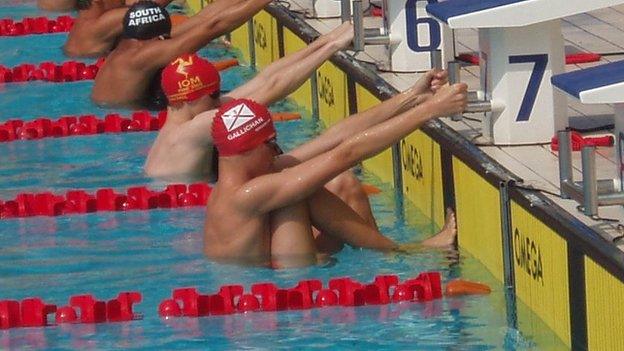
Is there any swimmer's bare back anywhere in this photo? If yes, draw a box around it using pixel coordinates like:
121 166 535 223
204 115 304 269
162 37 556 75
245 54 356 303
91 40 160 108
64 1 128 58
38 0 75 11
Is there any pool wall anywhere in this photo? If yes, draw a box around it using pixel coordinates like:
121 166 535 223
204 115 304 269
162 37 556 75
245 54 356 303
190 1 624 349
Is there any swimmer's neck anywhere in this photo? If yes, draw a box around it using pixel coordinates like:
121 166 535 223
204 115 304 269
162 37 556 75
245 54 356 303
217 157 275 186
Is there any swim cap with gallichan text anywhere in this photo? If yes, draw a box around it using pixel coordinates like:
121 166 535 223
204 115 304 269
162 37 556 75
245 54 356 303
212 99 276 156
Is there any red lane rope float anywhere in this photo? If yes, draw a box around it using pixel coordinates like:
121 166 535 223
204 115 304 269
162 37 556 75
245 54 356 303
0 16 74 37
0 57 239 85
158 272 442 318
0 111 300 145
0 110 166 142
0 59 104 84
456 52 603 65
0 291 142 329
0 183 212 219
0 109 301 143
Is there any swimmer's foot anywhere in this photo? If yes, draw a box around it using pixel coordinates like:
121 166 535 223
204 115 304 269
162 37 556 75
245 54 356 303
421 208 457 248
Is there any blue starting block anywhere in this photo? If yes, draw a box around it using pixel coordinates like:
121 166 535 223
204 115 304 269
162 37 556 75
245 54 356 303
427 0 624 145
552 60 624 216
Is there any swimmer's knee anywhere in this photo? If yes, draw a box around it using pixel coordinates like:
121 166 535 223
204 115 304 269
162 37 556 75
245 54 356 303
326 171 362 198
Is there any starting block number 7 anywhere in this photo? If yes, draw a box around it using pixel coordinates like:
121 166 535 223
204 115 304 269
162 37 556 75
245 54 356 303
509 54 549 122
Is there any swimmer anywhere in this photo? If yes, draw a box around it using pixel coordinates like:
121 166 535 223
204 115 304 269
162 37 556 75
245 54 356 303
204 82 467 268
145 22 356 180
64 0 173 58
147 23 380 248
38 0 76 11
92 0 272 109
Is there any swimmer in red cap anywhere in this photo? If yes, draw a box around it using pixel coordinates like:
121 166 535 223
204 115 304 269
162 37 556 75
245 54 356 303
38 0 76 11
147 23 383 250
145 22 355 180
64 0 173 58
92 0 272 109
204 81 468 268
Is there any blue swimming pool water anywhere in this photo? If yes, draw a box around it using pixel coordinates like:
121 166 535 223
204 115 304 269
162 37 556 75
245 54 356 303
0 48 247 120
0 1 52 20
0 3 568 350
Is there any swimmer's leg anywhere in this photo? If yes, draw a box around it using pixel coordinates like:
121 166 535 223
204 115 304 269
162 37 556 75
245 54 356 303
420 208 457 247
308 188 397 253
270 202 318 269
312 170 379 252
325 170 378 229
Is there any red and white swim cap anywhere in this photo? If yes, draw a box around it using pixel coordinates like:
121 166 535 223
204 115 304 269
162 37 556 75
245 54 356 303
212 99 276 156
161 53 220 104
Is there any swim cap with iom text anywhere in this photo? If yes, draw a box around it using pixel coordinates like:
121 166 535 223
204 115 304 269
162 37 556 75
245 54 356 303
212 99 276 156
123 0 171 40
161 54 221 104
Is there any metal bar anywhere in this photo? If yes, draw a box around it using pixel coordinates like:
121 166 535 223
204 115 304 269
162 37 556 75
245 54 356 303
341 0 351 22
364 28 382 37
352 0 364 51
499 180 517 330
558 130 573 199
597 192 624 206
585 179 618 195
430 50 442 70
447 61 463 121
364 35 390 46
581 146 598 216
465 101 492 113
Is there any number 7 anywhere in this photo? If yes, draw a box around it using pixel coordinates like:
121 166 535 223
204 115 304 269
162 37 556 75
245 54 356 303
508 54 548 122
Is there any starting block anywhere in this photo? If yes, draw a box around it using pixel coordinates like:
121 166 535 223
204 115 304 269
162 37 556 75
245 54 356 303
552 60 624 216
343 0 454 72
427 0 624 145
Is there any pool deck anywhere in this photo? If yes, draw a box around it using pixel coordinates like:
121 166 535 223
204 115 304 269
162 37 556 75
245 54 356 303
285 0 624 249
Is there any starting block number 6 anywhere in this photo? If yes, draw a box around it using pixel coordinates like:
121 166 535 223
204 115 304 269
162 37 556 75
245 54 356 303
405 0 441 52
509 54 548 122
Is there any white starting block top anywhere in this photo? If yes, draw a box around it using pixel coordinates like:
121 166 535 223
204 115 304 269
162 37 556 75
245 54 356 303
551 60 624 104
426 0 624 28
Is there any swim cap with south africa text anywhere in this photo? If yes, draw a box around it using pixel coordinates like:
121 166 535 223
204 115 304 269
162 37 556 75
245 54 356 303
123 1 171 40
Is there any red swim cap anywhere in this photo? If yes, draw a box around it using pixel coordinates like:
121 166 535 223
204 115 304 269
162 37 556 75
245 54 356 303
161 53 220 104
212 99 276 156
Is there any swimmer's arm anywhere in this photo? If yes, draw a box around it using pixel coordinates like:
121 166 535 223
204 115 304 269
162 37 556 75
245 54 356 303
89 7 134 41
287 70 447 162
138 0 272 68
286 87 424 162
171 0 270 37
308 188 397 250
235 98 452 214
227 23 352 105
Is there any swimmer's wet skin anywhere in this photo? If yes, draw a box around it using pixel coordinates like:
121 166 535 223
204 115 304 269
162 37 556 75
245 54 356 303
204 79 467 268
145 23 357 180
65 0 174 58
38 0 76 11
91 0 273 108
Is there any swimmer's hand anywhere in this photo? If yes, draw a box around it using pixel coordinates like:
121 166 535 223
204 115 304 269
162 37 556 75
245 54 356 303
408 69 449 99
220 37 232 48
